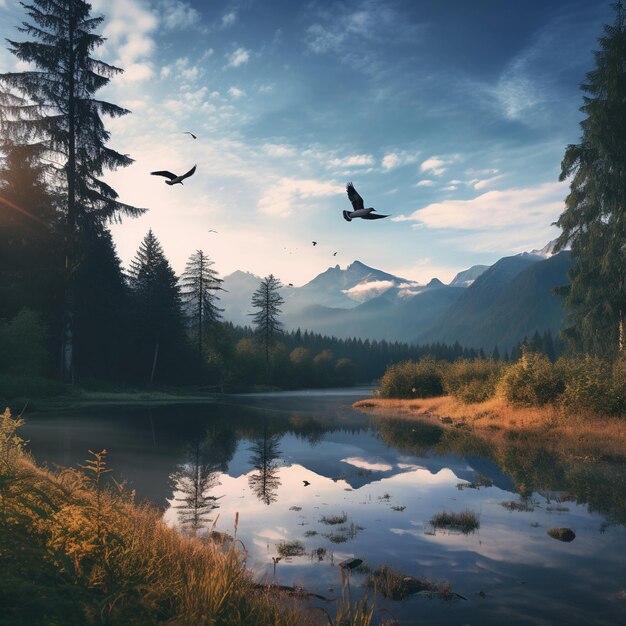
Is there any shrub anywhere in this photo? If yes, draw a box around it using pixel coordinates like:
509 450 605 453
377 358 444 399
498 351 563 406
442 359 504 403
558 356 615 416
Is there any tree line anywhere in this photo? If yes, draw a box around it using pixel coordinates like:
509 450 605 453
1 0 625 396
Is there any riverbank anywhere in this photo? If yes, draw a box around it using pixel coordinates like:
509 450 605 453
353 396 626 461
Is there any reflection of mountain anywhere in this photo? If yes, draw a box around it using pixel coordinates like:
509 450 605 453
247 424 282 505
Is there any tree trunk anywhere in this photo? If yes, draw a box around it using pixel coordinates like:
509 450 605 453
61 4 77 382
619 311 625 352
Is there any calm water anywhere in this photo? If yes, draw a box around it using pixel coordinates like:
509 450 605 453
22 390 626 625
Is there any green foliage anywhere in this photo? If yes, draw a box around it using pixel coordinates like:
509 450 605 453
558 356 619 416
498 351 564 406
0 309 47 376
442 358 504 403
377 358 444 399
553 4 626 356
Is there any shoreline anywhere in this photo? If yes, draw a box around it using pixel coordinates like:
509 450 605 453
353 395 626 461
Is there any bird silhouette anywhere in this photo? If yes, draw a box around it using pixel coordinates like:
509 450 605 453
343 182 389 221
151 165 196 185
333 251 338 256
312 241 317 246
303 480 311 487
208 229 218 233
183 131 197 139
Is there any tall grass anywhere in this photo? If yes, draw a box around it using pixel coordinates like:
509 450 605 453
0 409 316 625
442 359 504 403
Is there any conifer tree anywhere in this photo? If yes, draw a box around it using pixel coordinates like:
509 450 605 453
554 2 626 355
180 250 223 353
0 0 145 379
127 230 186 383
250 274 284 380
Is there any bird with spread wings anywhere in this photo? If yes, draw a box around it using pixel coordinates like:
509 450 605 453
343 182 389 221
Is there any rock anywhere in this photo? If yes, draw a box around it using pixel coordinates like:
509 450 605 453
547 527 576 542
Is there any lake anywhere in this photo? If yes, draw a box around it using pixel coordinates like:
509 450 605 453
21 389 626 625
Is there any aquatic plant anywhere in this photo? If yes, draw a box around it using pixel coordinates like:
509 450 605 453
276 540 306 558
430 509 480 534
320 512 348 525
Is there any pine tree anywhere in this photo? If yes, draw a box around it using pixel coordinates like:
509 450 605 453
180 250 223 353
0 0 145 379
250 274 284 381
127 230 186 384
554 2 626 355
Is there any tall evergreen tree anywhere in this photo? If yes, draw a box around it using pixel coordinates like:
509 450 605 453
250 274 284 380
0 0 145 380
180 250 223 353
127 230 186 384
554 2 626 355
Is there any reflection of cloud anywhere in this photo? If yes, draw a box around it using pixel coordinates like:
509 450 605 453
341 456 393 472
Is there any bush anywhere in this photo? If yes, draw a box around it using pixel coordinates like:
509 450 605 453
442 359 503 403
558 356 615 416
377 358 444 399
498 351 563 406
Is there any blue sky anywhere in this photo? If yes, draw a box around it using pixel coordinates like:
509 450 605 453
0 0 615 284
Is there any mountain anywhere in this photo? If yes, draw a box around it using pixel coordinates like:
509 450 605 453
220 270 262 326
415 252 571 350
449 265 489 288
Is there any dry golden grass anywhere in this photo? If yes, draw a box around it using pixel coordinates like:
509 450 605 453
354 395 626 460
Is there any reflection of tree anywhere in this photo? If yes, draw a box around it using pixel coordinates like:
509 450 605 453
172 426 237 534
248 425 282 505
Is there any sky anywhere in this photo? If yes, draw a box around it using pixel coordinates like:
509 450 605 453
0 0 616 285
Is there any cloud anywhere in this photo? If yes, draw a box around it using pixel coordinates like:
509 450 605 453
227 47 250 68
330 154 375 168
263 143 297 158
398 181 566 232
419 156 448 176
92 0 158 82
227 86 246 98
381 151 420 171
159 0 200 31
258 178 341 217
471 174 505 190
221 11 237 28
342 280 395 302
415 180 435 187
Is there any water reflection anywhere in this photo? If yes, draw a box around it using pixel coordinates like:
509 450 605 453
247 422 282 506
20 394 626 626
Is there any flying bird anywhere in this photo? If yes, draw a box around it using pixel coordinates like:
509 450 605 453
183 131 197 139
343 182 389 221
303 480 311 487
288 283 294 287
333 252 338 256
312 241 317 246
151 165 197 186
208 229 218 234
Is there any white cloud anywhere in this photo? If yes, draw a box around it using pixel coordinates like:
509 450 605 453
330 154 375 168
221 11 237 28
227 86 246 98
159 0 200 31
415 179 435 187
92 0 158 83
442 185 458 192
382 151 420 171
258 84 273 94
419 156 448 176
342 280 395 302
258 178 340 217
398 181 566 232
472 174 505 190
263 143 297 158
227 47 250 68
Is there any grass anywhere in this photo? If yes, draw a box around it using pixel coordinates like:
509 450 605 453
354 395 626 461
319 512 348 525
276 540 306 558
1 410 369 626
501 500 535 512
430 510 480 534
365 565 462 602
